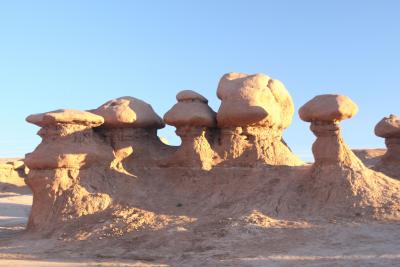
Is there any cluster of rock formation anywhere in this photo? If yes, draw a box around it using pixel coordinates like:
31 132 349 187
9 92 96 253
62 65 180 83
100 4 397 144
22 72 400 232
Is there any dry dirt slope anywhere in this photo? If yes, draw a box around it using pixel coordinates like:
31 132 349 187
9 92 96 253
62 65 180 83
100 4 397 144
0 164 400 266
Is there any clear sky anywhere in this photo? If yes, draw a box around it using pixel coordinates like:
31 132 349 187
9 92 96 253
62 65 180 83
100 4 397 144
0 1 399 160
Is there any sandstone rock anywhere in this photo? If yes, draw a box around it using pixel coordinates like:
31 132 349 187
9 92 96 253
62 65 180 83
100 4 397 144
374 114 400 138
24 109 113 230
176 89 208 103
217 73 294 128
215 72 302 166
164 90 216 128
25 109 111 169
299 94 358 122
299 94 362 167
92 96 165 129
0 158 27 192
288 94 400 218
26 109 104 128
373 114 400 179
92 97 172 172
163 90 216 169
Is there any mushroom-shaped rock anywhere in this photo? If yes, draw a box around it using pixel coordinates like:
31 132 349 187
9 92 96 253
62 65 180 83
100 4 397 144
373 114 400 179
299 94 363 168
163 90 216 170
299 94 358 122
375 114 400 138
92 96 164 129
164 90 216 128
24 109 113 230
26 109 104 128
217 73 294 128
25 109 112 169
92 97 170 171
215 73 302 167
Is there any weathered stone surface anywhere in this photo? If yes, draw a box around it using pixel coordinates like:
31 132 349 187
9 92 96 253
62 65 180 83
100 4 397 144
214 73 302 166
163 90 216 170
92 96 165 129
216 73 294 128
373 114 400 179
375 114 400 138
299 94 358 122
26 109 104 127
164 90 216 128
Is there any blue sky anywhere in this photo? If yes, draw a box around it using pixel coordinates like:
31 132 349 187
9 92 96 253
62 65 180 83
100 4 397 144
0 1 399 160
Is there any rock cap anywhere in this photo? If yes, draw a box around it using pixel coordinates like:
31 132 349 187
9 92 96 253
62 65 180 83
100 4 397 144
26 109 104 128
177 90 208 103
92 96 165 129
375 114 400 138
299 94 358 122
164 90 216 128
216 72 294 128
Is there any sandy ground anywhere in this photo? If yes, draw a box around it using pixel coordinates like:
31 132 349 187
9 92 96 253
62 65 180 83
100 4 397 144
0 190 400 266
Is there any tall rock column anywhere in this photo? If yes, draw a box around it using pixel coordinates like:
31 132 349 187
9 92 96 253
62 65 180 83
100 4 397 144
24 109 113 230
373 114 400 179
215 72 303 166
163 90 216 170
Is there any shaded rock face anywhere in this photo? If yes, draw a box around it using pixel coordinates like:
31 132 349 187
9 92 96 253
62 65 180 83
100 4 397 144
373 114 400 179
24 110 114 230
214 73 303 166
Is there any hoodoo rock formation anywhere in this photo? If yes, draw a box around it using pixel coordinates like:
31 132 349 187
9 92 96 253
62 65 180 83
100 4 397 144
163 90 216 170
20 74 400 239
215 73 303 166
24 109 114 230
373 114 400 179
293 95 400 218
299 94 362 168
92 96 171 171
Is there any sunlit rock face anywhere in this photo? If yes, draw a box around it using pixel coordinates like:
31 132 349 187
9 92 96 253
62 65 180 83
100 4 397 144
214 72 303 166
21 73 400 239
288 94 398 218
299 94 361 168
373 114 400 179
24 109 113 230
163 90 216 170
92 97 170 171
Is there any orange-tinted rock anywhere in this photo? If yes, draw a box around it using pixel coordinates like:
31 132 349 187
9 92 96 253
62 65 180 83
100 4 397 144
92 96 165 129
299 94 358 122
163 90 216 170
215 73 302 166
373 114 400 179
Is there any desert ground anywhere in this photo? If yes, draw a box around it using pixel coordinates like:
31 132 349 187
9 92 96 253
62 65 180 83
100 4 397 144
1 190 400 266
0 149 399 267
